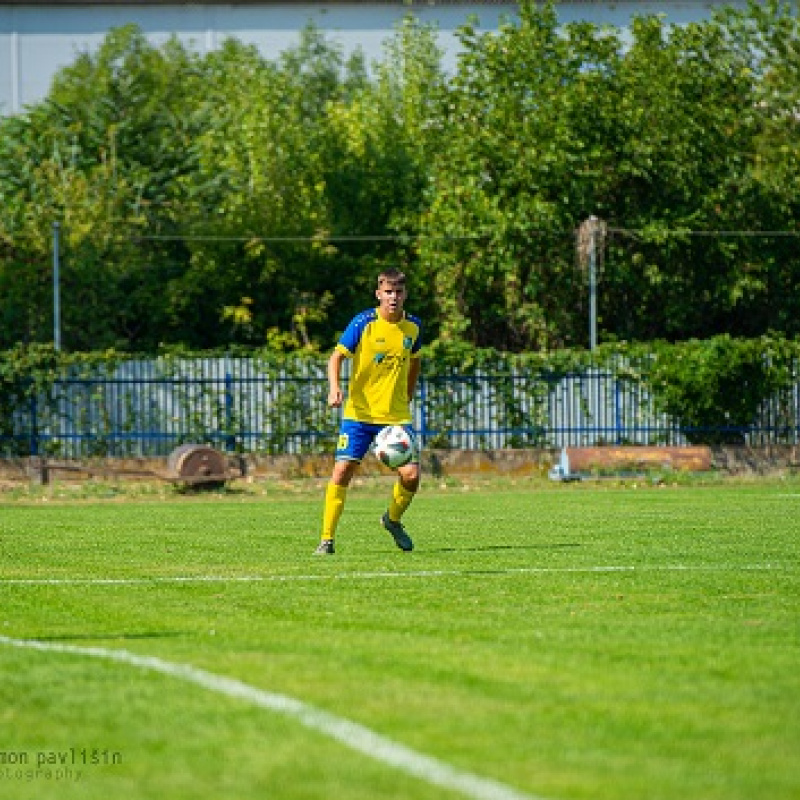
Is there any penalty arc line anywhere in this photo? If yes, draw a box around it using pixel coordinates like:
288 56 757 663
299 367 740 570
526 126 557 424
0 635 546 800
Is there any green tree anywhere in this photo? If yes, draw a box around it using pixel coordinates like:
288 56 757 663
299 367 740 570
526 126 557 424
413 0 800 350
598 7 786 341
171 30 370 349
415 2 620 349
319 16 447 337
2 4 799 354
721 0 800 336
0 26 205 350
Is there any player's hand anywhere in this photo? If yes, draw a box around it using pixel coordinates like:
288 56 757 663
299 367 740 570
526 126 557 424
328 388 343 408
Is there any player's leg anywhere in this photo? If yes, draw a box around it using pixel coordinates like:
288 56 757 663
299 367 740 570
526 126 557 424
389 461 420 520
314 421 378 555
381 426 420 552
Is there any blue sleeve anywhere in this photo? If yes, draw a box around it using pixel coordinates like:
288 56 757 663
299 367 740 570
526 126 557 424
409 314 423 355
338 309 375 355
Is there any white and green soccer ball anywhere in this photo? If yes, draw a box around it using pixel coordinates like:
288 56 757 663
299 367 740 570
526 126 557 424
374 425 414 469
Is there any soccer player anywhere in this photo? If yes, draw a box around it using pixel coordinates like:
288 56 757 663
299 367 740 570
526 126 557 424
314 268 422 555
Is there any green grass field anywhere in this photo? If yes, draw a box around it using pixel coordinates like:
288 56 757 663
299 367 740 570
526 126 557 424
1 477 798 800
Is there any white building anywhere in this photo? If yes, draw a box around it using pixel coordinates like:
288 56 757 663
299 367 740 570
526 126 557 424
1 1 748 115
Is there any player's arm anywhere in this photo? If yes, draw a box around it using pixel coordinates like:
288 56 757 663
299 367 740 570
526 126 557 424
407 356 422 400
327 348 347 408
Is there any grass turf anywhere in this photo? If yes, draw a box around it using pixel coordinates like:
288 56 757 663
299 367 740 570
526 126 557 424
0 478 798 799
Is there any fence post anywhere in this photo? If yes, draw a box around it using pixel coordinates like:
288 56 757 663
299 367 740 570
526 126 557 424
614 377 623 444
589 217 597 352
28 390 39 457
418 374 427 446
224 372 235 452
53 221 61 351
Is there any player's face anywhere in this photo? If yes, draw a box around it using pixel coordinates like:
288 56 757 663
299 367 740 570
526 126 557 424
376 281 407 321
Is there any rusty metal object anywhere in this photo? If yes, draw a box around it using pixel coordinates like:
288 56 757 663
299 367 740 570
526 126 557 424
565 445 712 473
549 445 714 482
167 444 229 488
25 446 241 488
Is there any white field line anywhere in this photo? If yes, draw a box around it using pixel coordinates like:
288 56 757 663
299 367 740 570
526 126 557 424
0 563 786 587
0 635 546 800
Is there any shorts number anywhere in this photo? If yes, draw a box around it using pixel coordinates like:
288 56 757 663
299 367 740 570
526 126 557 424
337 434 349 450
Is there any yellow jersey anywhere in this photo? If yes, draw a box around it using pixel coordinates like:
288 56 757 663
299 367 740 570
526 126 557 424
336 308 422 424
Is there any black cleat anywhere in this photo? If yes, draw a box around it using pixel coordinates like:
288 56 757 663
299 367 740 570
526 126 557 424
381 513 413 552
313 539 335 555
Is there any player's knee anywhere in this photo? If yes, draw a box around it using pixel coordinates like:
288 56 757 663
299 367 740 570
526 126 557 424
399 464 420 492
332 459 359 486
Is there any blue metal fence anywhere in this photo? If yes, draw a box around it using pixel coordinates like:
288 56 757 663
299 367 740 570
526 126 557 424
4 357 800 457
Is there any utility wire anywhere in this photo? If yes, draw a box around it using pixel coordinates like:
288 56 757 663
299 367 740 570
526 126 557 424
132 233 492 243
607 227 800 238
135 228 800 242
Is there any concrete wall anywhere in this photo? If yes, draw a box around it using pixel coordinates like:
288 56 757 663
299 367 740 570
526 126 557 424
1 1 748 115
1 445 798 488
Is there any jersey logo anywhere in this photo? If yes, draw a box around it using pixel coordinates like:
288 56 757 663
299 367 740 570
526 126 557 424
374 353 406 369
403 336 413 350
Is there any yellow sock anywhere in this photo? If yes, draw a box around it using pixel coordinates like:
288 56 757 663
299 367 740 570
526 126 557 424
322 483 348 540
388 481 415 523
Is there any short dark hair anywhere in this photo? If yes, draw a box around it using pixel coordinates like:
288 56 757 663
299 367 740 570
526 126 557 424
377 268 406 287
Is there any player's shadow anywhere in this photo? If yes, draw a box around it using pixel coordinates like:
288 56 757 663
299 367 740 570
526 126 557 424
28 631 188 642
424 542 581 554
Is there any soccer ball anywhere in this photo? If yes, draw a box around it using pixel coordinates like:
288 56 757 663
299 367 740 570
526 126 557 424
374 425 414 469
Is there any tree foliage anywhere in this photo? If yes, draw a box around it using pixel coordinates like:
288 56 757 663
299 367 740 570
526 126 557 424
416 0 800 350
1 1 799 353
